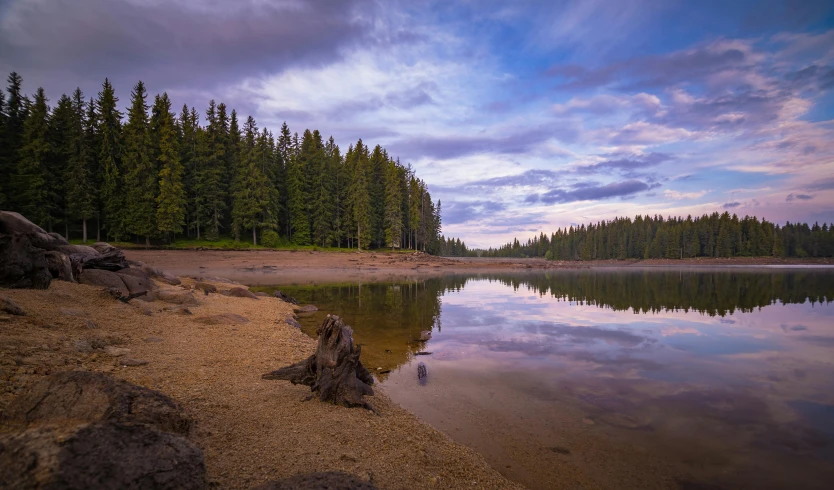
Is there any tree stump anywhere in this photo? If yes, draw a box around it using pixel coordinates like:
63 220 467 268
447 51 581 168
262 315 375 410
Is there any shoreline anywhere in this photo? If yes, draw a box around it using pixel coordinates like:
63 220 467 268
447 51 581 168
0 276 519 489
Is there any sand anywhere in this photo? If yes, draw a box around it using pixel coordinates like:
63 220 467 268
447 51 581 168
0 278 521 489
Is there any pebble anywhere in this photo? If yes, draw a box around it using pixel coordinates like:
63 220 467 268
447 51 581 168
104 346 131 357
120 358 149 367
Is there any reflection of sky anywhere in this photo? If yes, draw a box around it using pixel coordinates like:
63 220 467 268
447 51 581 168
419 278 834 444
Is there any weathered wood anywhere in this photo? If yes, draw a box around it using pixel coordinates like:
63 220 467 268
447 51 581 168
262 315 375 410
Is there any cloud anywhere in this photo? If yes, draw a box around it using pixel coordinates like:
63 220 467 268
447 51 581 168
0 0 380 97
578 152 673 174
664 189 708 200
806 177 834 191
528 180 654 204
786 193 815 202
723 202 742 208
442 200 508 225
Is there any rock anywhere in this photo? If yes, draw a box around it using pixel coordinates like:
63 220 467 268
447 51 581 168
0 210 49 235
255 472 376 490
79 269 129 297
294 304 318 313
44 250 75 281
419 330 432 341
254 291 270 297
73 339 93 353
117 268 156 301
194 313 250 325
121 358 149 367
0 234 52 289
157 290 200 306
194 282 217 294
5 371 192 435
285 317 302 329
104 346 131 357
90 242 119 254
59 308 87 317
0 422 207 490
1 295 25 316
273 290 299 305
140 265 181 285
227 287 258 299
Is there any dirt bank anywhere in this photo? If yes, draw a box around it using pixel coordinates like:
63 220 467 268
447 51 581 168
0 278 519 489
122 250 833 285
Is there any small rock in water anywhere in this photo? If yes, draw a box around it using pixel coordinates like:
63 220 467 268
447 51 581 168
417 362 427 380
294 304 318 313
285 317 302 329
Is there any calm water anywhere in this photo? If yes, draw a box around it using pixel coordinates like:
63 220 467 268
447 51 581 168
251 269 834 489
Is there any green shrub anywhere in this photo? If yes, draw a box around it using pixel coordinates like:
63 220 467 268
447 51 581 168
544 250 553 260
261 229 281 248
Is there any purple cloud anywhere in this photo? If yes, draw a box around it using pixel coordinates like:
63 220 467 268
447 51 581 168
786 193 814 202
529 180 653 204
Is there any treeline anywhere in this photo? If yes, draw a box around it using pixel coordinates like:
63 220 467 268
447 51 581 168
0 73 445 252
480 213 834 259
438 235 475 257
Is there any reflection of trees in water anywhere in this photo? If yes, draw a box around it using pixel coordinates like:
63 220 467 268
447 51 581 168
433 271 834 317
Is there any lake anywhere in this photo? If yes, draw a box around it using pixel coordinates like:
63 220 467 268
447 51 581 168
248 268 834 489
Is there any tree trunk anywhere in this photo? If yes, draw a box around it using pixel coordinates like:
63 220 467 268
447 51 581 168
262 315 374 410
145 236 150 247
96 215 101 242
82 218 87 244
252 227 257 246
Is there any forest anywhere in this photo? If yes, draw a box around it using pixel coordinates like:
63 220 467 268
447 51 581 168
475 213 834 259
0 73 446 253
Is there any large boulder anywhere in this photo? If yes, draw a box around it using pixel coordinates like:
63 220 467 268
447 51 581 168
79 269 129 297
0 422 207 490
0 234 52 289
116 268 156 301
5 371 192 436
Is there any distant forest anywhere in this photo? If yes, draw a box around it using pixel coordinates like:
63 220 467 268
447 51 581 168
0 73 447 252
445 213 834 259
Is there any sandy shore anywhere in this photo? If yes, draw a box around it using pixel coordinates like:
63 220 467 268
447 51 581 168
0 278 519 489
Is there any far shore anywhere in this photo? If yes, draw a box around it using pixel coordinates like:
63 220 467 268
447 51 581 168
123 249 834 285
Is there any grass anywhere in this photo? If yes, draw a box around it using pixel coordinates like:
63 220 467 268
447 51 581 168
68 236 420 253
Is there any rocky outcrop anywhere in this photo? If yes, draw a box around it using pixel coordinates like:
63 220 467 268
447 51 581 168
0 211 129 289
0 371 206 489
5 371 192 436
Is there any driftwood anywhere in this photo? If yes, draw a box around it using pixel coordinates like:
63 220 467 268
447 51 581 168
262 315 375 410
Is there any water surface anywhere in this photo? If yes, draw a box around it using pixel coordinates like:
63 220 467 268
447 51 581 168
250 269 834 489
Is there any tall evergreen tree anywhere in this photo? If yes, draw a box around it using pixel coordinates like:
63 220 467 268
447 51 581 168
2 72 27 210
96 78 124 240
200 100 227 239
153 93 186 239
64 89 95 242
384 158 403 249
231 116 270 244
287 130 311 244
15 87 50 227
348 139 371 250
122 81 157 245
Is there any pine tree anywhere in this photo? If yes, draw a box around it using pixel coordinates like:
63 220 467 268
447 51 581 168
15 87 50 227
153 93 186 239
0 89 6 208
49 93 74 236
200 100 227 240
64 89 95 243
276 122 292 237
179 104 200 239
226 109 241 239
96 78 124 240
122 81 157 244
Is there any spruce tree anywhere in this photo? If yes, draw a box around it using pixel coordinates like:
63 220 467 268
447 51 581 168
201 100 227 239
122 81 157 245
64 89 95 242
96 78 124 240
277 122 293 236
384 158 403 249
2 72 27 210
154 93 186 240
0 90 6 208
287 130 311 244
348 139 371 250
15 87 50 227
231 116 270 244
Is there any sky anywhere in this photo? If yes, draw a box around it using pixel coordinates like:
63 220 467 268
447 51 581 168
1 0 833 248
